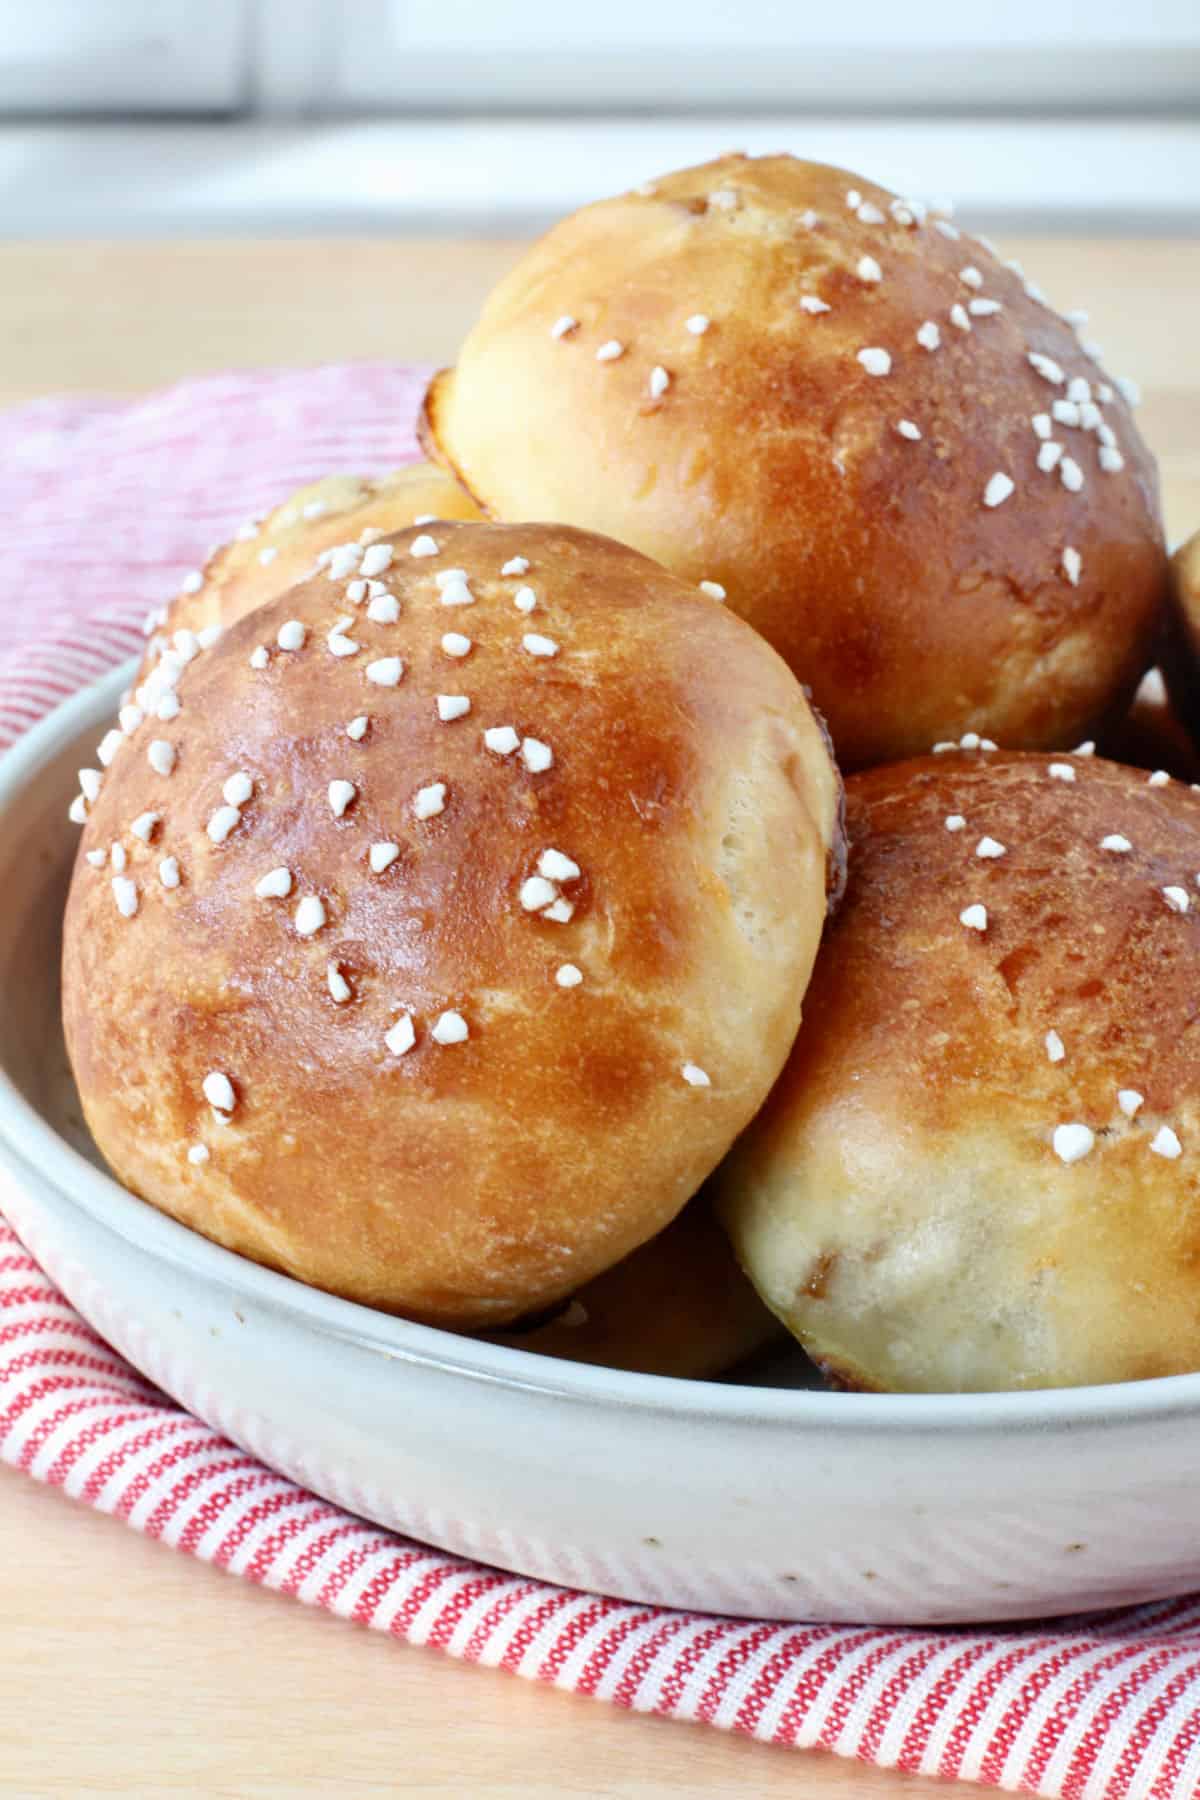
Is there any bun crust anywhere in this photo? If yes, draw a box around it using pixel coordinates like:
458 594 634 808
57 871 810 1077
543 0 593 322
137 465 481 687
424 153 1167 770
65 521 841 1329
716 749 1200 1392
484 1200 783 1376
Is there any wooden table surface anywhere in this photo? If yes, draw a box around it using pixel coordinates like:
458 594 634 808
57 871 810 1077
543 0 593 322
1 234 1197 1799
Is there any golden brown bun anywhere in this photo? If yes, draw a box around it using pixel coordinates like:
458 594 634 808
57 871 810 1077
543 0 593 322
424 153 1167 771
1163 530 1200 745
715 748 1200 1392
1098 668 1200 785
65 521 842 1330
136 465 481 690
483 1199 783 1376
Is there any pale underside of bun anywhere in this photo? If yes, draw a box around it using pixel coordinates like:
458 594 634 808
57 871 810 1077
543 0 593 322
423 152 1167 772
64 521 841 1330
483 1198 784 1377
716 749 1200 1392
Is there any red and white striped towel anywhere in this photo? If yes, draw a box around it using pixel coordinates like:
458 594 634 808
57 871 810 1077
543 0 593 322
4 366 1200 1799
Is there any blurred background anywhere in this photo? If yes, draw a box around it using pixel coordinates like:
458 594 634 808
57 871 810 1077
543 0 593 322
0 0 1196 530
1 0 1198 236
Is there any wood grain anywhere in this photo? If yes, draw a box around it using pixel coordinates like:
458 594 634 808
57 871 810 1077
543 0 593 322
1 231 1197 1797
0 1466 952 1798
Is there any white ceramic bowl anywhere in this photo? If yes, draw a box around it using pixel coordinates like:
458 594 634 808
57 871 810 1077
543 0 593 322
4 667 1200 1625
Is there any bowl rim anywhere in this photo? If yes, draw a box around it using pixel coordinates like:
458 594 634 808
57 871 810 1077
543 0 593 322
7 666 1200 1437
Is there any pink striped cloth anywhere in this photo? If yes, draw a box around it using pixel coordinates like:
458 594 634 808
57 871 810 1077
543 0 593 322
4 365 1200 1799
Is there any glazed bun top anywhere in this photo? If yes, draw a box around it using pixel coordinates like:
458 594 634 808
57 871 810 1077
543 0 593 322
135 465 481 695
64 521 842 1329
424 152 1166 771
717 748 1200 1391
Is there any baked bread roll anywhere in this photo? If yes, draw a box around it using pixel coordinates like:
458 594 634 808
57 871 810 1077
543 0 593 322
1164 529 1200 746
64 522 842 1329
136 465 481 694
423 153 1167 770
484 1199 784 1376
715 748 1200 1392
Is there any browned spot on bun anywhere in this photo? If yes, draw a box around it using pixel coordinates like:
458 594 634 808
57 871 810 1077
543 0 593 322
800 1249 839 1301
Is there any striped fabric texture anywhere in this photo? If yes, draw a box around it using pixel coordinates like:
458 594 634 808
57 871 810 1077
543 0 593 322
3 368 1200 1798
